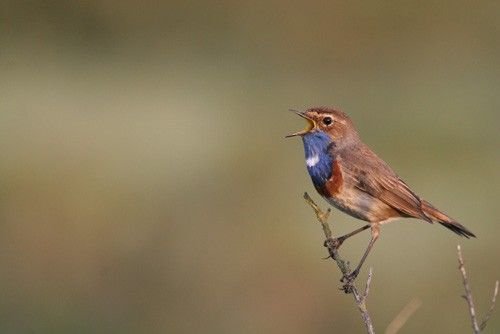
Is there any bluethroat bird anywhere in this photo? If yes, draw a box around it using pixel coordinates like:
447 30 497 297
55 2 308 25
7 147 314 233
287 107 475 281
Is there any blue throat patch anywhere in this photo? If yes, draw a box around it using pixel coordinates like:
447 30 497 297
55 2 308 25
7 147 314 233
302 131 334 189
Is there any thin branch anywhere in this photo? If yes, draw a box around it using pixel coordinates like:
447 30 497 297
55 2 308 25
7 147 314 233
479 280 499 331
457 245 499 333
304 192 375 334
363 267 373 303
457 245 481 333
385 298 422 334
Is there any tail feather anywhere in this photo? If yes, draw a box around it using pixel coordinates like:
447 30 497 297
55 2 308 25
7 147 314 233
421 200 476 238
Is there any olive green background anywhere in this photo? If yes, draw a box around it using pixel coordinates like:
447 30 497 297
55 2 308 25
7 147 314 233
1 1 499 333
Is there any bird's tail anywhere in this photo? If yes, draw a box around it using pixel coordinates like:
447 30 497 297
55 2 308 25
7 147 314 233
421 200 476 238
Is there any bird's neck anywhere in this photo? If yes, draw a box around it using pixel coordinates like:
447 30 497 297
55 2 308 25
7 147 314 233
302 132 334 188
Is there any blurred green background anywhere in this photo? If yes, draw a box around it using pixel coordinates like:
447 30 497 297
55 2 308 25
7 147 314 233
1 1 499 333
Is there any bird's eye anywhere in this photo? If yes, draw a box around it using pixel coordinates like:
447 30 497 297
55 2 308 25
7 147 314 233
322 116 333 126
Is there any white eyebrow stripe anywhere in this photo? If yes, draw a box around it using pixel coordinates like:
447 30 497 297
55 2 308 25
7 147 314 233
306 154 320 167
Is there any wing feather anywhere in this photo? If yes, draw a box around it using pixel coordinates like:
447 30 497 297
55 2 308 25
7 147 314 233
340 144 431 222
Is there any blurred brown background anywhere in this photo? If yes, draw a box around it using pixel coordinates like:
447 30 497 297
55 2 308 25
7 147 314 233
1 1 499 333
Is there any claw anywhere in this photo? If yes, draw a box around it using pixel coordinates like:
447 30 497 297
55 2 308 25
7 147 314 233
341 269 360 283
324 237 345 250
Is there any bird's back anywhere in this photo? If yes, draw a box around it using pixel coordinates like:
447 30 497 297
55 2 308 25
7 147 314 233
334 141 475 237
329 141 422 223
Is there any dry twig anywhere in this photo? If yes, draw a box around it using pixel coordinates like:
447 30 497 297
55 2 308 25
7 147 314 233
304 192 375 334
457 245 499 333
480 280 499 331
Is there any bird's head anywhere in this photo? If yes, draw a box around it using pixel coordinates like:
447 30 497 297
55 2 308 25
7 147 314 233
286 107 358 145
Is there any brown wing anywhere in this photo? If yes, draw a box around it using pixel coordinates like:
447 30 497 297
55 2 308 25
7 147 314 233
340 144 431 222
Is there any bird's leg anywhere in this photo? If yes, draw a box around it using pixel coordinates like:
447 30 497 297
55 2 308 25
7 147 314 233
342 224 380 283
324 224 370 250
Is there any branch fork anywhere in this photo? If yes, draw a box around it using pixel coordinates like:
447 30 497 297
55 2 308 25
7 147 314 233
457 245 499 333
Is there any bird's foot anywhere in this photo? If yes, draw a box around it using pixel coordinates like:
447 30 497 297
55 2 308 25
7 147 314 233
340 269 360 293
323 236 345 251
341 269 360 284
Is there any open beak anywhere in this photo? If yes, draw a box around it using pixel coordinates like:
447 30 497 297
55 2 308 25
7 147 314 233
285 109 316 138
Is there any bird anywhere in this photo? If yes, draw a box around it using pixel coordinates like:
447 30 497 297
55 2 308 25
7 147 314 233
287 107 475 281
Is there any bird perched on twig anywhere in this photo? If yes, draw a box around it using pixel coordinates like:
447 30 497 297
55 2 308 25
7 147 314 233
287 107 475 282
